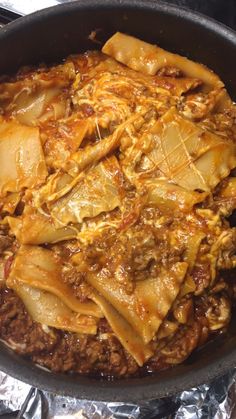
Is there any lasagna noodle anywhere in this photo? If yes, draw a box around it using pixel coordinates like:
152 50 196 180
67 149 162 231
0 119 47 196
139 108 236 192
12 82 65 126
145 179 208 212
49 156 123 225
102 32 224 90
89 57 202 97
14 282 98 334
0 62 76 126
91 291 153 366
1 192 21 215
87 262 188 344
183 231 206 270
7 209 78 244
7 245 103 318
43 118 92 170
72 58 202 133
64 112 146 176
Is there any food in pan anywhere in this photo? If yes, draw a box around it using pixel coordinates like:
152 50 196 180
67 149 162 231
0 32 236 377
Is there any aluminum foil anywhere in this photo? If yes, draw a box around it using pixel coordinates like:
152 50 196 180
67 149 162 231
0 368 236 418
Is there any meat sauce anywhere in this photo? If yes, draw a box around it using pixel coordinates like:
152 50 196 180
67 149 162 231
0 33 236 378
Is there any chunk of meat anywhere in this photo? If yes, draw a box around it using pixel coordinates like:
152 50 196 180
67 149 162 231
192 264 211 295
0 288 58 355
156 66 183 78
0 234 13 254
147 320 205 371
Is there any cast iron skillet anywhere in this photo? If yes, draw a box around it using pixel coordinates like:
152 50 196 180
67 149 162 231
0 0 236 402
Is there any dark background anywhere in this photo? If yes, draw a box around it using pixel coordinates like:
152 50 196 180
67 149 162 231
0 0 236 29
165 0 236 29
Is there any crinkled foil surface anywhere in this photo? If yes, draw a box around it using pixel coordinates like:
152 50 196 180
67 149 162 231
0 369 236 418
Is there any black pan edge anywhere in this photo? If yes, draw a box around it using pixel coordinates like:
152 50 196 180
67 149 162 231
2 0 236 43
0 338 235 402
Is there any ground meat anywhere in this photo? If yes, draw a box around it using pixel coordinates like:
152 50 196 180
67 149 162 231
80 103 95 117
216 229 236 270
0 288 58 355
0 287 138 377
201 107 236 142
0 228 13 254
156 66 183 78
0 285 232 378
33 331 138 377
146 320 204 372
195 293 231 332
192 263 211 295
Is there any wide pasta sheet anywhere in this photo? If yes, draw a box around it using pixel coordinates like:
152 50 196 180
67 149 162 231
91 291 153 366
87 262 188 344
14 282 98 334
102 32 224 90
49 156 123 225
133 108 236 192
7 245 102 318
0 119 47 196
7 208 78 244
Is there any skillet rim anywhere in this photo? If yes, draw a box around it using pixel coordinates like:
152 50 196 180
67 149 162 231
0 0 236 402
